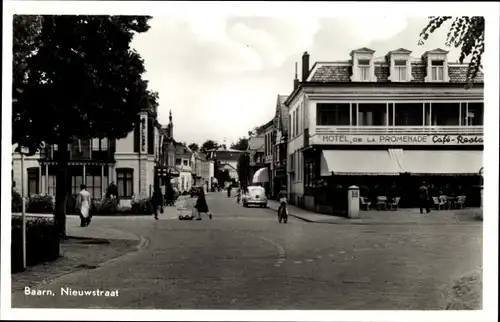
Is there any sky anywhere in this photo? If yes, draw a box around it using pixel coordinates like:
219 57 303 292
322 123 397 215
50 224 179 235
130 15 462 146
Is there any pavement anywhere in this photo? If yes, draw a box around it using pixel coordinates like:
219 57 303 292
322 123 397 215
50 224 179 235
10 192 482 310
267 199 483 225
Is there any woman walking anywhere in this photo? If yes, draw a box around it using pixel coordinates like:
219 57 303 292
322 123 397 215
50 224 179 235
194 187 211 220
78 184 92 227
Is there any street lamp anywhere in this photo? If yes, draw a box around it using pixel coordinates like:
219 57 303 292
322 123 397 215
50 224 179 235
19 145 29 270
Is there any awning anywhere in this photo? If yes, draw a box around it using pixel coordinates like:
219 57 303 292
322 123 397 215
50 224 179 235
399 150 483 175
320 150 403 176
252 167 269 183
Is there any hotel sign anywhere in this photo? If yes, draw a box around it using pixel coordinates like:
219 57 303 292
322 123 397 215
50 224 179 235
312 134 483 146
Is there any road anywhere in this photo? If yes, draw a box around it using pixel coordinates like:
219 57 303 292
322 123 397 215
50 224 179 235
12 192 482 309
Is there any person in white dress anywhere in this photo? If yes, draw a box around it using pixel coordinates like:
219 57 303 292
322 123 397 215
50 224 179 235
78 184 92 227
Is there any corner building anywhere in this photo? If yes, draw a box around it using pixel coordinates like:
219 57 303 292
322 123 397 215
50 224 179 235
286 48 483 213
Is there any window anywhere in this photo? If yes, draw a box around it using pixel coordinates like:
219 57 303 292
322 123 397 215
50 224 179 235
358 104 387 126
317 103 350 126
148 118 154 155
133 118 140 152
394 103 424 126
48 175 56 196
466 103 484 126
431 60 444 81
295 108 299 136
176 158 181 165
394 60 407 81
117 169 133 198
92 138 109 151
72 175 83 196
27 168 39 196
358 59 370 81
86 174 102 198
183 160 188 166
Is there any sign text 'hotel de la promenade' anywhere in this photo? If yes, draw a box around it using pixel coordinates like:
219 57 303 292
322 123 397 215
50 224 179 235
311 134 484 146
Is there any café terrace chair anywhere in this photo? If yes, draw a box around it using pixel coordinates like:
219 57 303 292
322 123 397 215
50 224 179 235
376 196 388 210
454 195 466 209
388 197 401 210
433 196 446 210
360 197 371 210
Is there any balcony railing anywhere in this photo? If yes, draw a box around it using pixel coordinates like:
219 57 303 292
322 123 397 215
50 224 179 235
316 125 483 135
40 145 115 162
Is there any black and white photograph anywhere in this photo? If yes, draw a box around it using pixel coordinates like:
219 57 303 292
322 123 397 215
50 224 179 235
2 1 499 321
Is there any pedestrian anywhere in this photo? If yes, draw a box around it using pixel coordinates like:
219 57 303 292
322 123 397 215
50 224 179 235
227 184 232 198
418 181 431 215
195 187 211 220
151 186 164 220
78 184 92 227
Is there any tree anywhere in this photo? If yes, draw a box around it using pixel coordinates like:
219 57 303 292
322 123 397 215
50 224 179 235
418 16 484 86
13 15 156 238
201 140 218 152
230 137 249 151
188 143 199 152
236 152 251 192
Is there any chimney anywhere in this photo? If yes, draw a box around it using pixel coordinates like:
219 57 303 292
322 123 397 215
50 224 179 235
302 51 310 81
293 62 299 90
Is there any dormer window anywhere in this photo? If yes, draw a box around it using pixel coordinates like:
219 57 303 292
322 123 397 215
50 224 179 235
431 60 445 81
394 60 407 81
350 47 377 82
387 48 413 83
358 59 371 81
423 48 449 83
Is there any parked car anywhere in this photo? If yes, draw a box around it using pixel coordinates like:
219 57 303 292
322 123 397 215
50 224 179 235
242 185 267 208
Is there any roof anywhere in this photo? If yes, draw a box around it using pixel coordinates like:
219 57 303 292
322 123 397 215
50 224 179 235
308 62 484 83
277 94 289 134
175 142 192 155
247 136 265 152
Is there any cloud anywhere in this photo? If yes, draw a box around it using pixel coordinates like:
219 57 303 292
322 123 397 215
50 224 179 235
131 15 464 145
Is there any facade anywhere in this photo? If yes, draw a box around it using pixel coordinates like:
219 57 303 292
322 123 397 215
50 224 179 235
206 148 243 184
175 143 194 193
272 94 289 198
13 108 178 207
247 135 265 185
261 120 275 197
286 49 483 212
193 152 215 192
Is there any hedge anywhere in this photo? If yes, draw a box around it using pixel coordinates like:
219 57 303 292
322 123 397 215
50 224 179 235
16 194 155 216
11 216 60 273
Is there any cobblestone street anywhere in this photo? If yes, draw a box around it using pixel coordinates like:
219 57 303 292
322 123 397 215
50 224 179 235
11 193 482 309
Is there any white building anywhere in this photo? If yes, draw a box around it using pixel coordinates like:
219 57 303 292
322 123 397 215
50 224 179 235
12 108 175 207
286 49 483 212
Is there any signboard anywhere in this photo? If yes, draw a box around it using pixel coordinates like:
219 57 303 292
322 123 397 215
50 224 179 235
311 134 483 146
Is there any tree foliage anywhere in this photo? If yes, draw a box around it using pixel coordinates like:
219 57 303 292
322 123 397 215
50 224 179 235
418 16 484 86
236 152 251 191
201 140 219 152
188 143 199 152
12 15 156 237
230 137 249 151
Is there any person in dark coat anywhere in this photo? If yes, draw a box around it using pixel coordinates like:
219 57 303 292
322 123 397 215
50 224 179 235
151 187 164 220
418 181 431 215
195 187 211 220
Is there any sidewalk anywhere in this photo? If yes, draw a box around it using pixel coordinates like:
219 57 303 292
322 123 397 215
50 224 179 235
267 200 482 225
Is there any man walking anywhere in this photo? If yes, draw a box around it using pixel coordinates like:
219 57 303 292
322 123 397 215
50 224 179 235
418 181 431 215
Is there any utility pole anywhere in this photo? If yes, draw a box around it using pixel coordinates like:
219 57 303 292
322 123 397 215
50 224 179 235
20 146 29 271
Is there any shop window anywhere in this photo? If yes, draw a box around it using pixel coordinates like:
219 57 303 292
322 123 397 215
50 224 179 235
358 103 388 126
394 103 424 126
117 168 134 198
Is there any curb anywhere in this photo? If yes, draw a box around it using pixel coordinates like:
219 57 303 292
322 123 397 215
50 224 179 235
267 205 482 226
